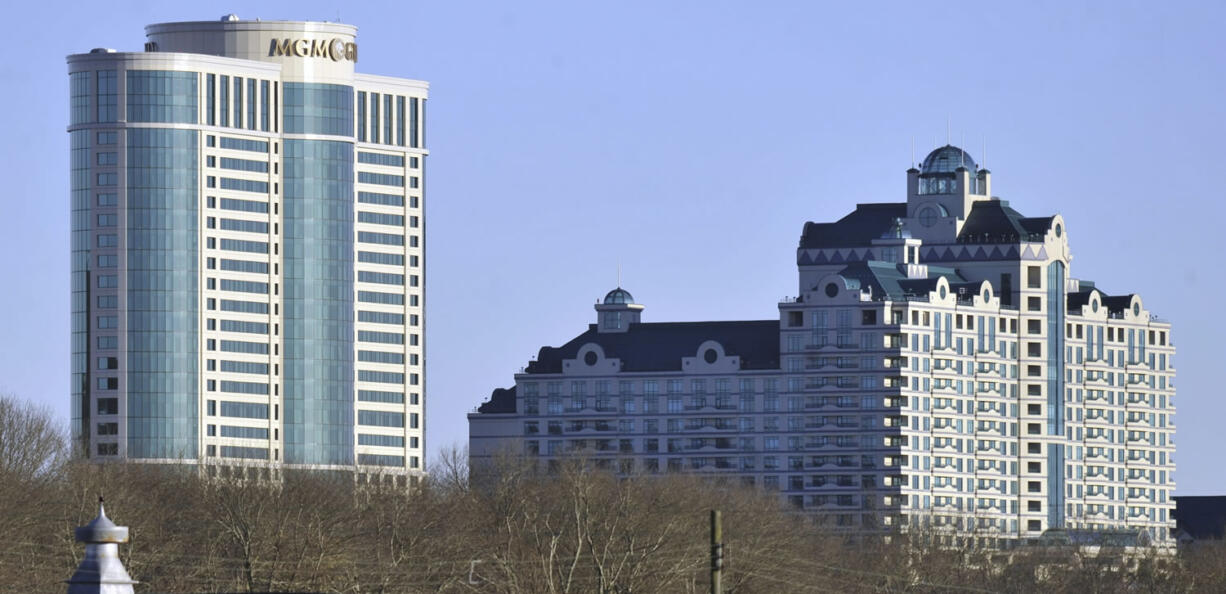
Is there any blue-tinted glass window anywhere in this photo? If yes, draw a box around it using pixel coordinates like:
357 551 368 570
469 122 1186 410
126 71 198 124
396 96 406 146
70 72 91 125
358 351 404 364
358 291 404 305
219 137 269 152
357 152 405 167
370 92 380 143
410 97 420 148
358 191 404 206
358 453 405 467
358 390 405 403
359 434 405 447
283 83 354 136
358 171 404 187
357 251 403 266
383 94 393 145
96 70 118 122
220 299 268 314
357 91 367 142
220 340 269 354
247 78 257 130
358 310 404 325
219 75 230 127
220 425 269 439
261 80 270 131
220 445 268 459
282 139 354 466
125 128 199 459
219 197 269 213
358 410 404 427
358 211 404 226
207 74 216 126
233 76 243 129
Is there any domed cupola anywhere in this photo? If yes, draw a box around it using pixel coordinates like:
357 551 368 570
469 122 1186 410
595 287 644 333
603 288 634 305
920 145 977 175
906 144 992 234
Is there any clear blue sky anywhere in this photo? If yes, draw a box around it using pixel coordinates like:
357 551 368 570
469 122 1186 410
1 1 1222 494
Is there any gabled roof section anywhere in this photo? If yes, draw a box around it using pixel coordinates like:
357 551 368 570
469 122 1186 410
526 321 780 374
800 203 908 249
958 200 1053 243
826 261 965 300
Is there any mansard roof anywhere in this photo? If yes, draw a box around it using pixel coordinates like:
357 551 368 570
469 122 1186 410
477 386 517 413
525 321 780 374
958 199 1053 243
800 203 908 249
1173 496 1226 541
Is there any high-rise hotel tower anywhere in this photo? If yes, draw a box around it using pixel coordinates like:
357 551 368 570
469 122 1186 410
471 145 1176 545
69 16 427 478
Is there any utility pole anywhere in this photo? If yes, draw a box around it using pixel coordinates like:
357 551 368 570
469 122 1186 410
710 509 723 594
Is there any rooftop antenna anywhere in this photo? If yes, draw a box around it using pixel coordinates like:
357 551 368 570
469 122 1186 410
617 259 621 289
946 117 951 146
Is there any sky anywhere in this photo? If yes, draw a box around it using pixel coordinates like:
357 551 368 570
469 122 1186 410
0 1 1222 494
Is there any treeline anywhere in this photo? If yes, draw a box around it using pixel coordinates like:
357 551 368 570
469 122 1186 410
2 394 1225 593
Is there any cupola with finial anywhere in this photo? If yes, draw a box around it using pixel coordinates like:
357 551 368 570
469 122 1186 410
67 497 137 594
595 287 644 333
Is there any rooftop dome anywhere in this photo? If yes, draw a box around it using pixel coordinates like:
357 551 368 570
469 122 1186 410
603 287 634 305
920 145 977 175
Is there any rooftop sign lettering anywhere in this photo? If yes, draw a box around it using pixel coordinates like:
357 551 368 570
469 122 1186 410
269 38 357 62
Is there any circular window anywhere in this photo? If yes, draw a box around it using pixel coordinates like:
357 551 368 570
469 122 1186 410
918 206 938 228
983 288 992 301
1091 299 1099 313
1133 303 1140 316
1055 223 1063 238
825 283 839 298
703 349 718 364
939 285 948 299
584 351 598 366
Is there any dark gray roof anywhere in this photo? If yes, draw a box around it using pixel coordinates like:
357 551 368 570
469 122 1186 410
477 386 517 413
800 203 908 249
526 321 780 374
957 200 1053 243
1174 496 1226 540
1067 289 1096 311
1102 294 1136 313
829 261 964 300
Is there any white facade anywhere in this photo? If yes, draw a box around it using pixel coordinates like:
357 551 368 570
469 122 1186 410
69 16 427 479
469 146 1176 545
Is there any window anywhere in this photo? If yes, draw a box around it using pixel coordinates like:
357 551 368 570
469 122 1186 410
1027 266 1041 289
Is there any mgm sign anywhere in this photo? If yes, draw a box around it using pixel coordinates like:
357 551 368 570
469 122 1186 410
270 38 358 62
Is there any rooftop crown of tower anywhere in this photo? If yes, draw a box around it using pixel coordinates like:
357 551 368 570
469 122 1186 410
906 144 992 242
595 287 644 333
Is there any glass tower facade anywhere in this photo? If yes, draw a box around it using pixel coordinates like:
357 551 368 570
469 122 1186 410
68 18 428 478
